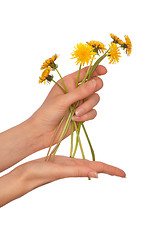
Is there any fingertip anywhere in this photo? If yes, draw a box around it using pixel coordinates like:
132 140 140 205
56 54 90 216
122 171 126 178
96 65 107 75
108 165 126 178
116 170 126 178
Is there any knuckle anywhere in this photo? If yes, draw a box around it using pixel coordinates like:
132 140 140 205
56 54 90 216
79 84 88 96
97 162 105 173
74 166 81 177
85 80 96 92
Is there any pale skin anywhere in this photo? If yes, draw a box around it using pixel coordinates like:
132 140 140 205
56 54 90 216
0 65 126 207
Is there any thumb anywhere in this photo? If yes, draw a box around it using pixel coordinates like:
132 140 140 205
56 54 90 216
60 79 97 108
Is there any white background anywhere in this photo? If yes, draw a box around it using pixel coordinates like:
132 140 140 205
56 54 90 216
0 0 159 239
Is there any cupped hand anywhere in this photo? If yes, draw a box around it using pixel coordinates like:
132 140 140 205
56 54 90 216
30 65 107 149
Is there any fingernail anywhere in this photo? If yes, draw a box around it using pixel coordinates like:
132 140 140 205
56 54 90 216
88 172 98 178
72 115 80 120
75 108 84 116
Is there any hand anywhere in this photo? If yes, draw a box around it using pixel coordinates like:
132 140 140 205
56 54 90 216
30 65 107 149
0 65 106 172
0 155 126 207
17 155 126 192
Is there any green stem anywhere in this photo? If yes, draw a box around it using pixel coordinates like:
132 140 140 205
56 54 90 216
71 64 92 158
51 79 66 93
56 68 68 93
76 64 81 88
69 105 85 160
80 64 92 85
87 49 109 81
45 109 69 161
71 119 90 180
48 101 79 159
72 121 85 159
70 121 74 157
72 122 81 158
50 109 75 158
81 122 95 161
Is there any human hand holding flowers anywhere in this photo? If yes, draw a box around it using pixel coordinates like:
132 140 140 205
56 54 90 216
31 65 106 150
0 64 122 207
38 34 132 164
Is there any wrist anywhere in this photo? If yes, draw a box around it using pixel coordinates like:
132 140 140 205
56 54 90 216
0 117 46 172
15 160 50 194
27 110 58 150
24 116 47 151
0 165 29 207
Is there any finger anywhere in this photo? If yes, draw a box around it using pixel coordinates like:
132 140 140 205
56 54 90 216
89 76 103 92
55 65 106 94
72 109 97 122
63 160 125 179
60 79 97 108
74 93 100 117
73 158 126 178
62 165 98 179
48 156 98 179
69 65 107 83
47 65 106 99
48 156 126 179
60 157 126 178
88 161 126 178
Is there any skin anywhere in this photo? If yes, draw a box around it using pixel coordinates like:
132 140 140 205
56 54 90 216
0 65 126 207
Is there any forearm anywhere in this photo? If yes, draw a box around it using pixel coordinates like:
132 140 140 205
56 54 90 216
0 166 28 207
0 118 44 172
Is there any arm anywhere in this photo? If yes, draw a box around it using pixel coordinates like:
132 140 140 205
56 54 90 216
0 65 106 172
0 164 27 207
0 120 43 172
0 65 126 208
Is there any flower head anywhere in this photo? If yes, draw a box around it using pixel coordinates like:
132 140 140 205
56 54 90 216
41 54 59 70
71 43 96 66
124 35 132 56
39 66 52 84
86 40 106 54
107 43 121 64
110 33 125 46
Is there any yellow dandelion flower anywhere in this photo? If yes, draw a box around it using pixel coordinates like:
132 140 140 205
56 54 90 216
41 54 59 70
110 33 125 46
86 40 106 54
107 43 121 64
39 66 51 83
71 43 96 66
124 35 132 56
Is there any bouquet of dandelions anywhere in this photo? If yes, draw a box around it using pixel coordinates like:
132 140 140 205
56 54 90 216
39 34 132 179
